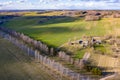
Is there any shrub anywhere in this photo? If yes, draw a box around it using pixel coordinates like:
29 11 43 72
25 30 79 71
85 66 93 72
91 67 102 75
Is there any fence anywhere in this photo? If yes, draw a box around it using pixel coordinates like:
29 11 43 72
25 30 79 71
0 27 85 67
58 51 84 68
0 27 97 80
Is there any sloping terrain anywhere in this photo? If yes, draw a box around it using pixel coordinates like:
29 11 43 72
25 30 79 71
1 11 120 75
0 37 62 80
2 16 120 58
3 16 120 47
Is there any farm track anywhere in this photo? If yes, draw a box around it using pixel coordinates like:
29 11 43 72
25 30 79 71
0 37 67 80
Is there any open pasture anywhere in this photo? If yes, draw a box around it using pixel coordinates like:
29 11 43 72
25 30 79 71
2 11 120 59
3 15 120 47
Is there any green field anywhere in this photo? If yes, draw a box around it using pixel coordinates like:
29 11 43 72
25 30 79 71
3 16 120 47
0 37 63 80
2 13 120 59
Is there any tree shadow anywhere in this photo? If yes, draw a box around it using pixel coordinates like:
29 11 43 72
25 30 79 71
99 67 115 77
24 16 81 26
26 26 85 34
102 72 115 76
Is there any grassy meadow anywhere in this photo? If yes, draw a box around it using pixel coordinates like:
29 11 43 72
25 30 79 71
2 12 120 58
3 16 120 47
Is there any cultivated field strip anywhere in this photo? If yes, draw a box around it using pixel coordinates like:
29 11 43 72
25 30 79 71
0 37 61 80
